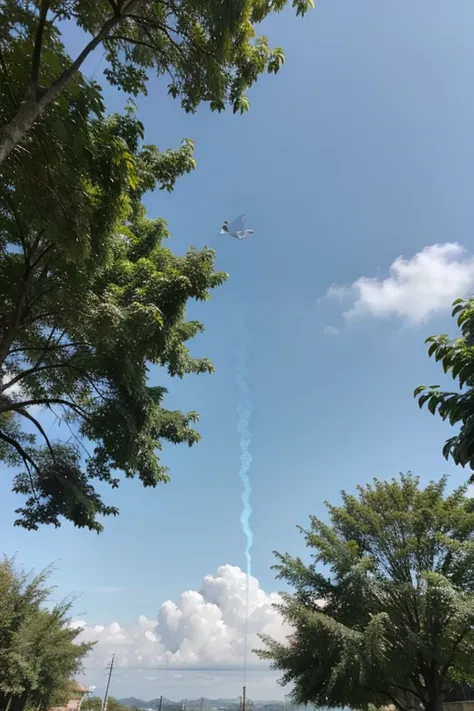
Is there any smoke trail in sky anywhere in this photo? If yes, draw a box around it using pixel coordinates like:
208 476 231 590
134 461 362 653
236 316 253 577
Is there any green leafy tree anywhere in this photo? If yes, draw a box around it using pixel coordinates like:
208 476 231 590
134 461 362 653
0 556 93 711
257 474 474 711
81 696 102 711
97 699 130 711
0 0 313 164
415 296 474 477
0 99 227 532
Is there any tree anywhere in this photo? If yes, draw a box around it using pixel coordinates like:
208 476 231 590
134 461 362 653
0 556 93 711
106 700 130 711
257 474 474 711
82 699 138 711
415 296 474 478
81 696 102 711
0 99 227 532
0 0 313 165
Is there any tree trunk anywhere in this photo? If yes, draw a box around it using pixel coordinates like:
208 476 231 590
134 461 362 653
0 97 43 164
0 13 121 166
425 692 444 711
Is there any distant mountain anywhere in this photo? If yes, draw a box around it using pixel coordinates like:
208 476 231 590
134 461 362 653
119 697 287 711
120 699 155 709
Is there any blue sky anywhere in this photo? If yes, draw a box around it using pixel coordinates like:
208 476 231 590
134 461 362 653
3 0 474 701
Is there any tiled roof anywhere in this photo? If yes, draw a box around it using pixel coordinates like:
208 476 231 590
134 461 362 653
445 685 474 703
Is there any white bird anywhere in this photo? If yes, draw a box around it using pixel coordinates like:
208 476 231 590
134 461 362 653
220 214 255 240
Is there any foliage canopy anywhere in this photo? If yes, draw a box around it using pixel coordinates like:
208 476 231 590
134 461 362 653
0 0 313 164
0 95 227 532
257 473 474 711
415 296 474 478
82 698 142 711
0 556 92 711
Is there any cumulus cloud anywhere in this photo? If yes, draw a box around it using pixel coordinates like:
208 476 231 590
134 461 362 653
75 565 289 673
325 242 474 325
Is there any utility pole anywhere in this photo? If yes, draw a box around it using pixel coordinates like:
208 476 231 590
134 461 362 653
157 695 163 711
242 686 246 711
200 698 204 711
102 654 115 711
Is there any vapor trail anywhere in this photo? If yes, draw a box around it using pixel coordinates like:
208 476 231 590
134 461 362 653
236 315 253 687
236 317 253 578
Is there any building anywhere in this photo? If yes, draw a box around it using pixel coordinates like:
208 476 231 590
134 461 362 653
49 681 90 711
443 684 474 711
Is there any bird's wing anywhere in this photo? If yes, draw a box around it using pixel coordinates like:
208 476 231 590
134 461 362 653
235 230 252 239
228 214 245 232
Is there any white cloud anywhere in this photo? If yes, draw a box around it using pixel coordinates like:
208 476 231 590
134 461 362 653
325 242 474 325
324 325 339 336
75 565 288 673
75 565 291 700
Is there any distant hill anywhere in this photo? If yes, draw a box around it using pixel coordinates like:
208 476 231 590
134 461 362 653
119 698 287 711
120 699 155 709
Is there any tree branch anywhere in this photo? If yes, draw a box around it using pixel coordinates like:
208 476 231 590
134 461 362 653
16 407 55 457
0 47 17 108
23 284 59 317
440 623 471 681
3 192 28 257
124 14 187 58
31 0 51 91
0 361 81 394
18 306 89 333
393 682 424 703
32 325 62 370
1 398 89 420
29 242 54 272
110 35 164 52
29 229 45 259
127 12 212 58
8 341 91 356
0 234 46 367
0 430 40 473
24 459 41 506
37 14 123 105
30 323 58 359
0 433 41 506
106 0 119 13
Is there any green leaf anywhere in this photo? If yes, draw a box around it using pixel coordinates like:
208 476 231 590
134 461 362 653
414 385 426 397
